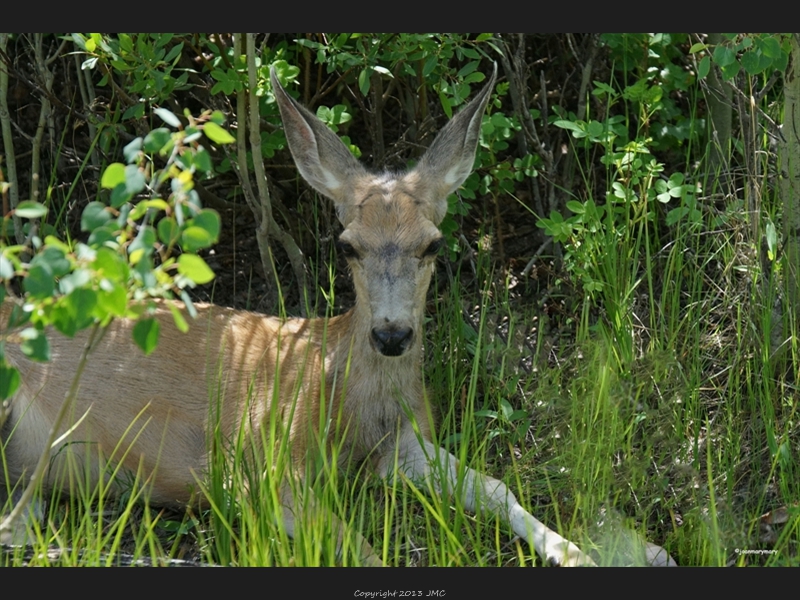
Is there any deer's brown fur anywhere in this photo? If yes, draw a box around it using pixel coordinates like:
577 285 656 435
1 65 594 566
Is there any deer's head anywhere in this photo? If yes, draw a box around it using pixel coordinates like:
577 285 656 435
271 65 496 357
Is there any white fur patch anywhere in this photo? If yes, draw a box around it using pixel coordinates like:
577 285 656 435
443 165 465 188
320 168 342 191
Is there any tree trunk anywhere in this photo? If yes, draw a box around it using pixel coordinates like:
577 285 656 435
780 35 800 327
707 33 733 189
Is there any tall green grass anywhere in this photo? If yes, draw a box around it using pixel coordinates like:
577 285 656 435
4 59 800 568
5 180 799 566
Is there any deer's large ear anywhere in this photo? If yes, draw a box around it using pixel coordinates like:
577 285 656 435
271 68 365 202
413 63 496 224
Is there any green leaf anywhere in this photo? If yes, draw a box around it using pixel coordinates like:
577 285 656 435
490 112 512 128
81 201 112 231
203 122 235 145
49 302 76 337
122 103 145 121
180 290 197 318
766 220 777 261
422 55 438 78
462 47 481 60
760 35 782 59
123 137 144 163
118 33 133 53
177 253 215 284
328 105 351 126
457 62 480 79
128 203 149 221
110 183 132 208
65 288 98 331
0 254 13 279
133 318 160 355
97 280 128 317
33 247 70 277
592 81 617 97
129 198 170 221
698 55 711 80
132 254 156 286
586 120 605 139
143 128 172 153
74 242 96 262
0 364 21 400
566 201 585 215
210 79 235 96
358 68 371 96
164 41 183 64
168 302 189 333
59 268 92 295
157 217 181 246
87 225 117 248
154 107 181 128
740 50 765 75
189 126 210 149
181 226 215 252
194 147 212 174
109 165 145 208
474 409 498 419
23 263 54 298
94 247 130 283
15 201 48 219
437 90 453 119
720 60 740 80
70 33 88 51
19 328 51 362
666 206 688 226
773 47 790 74
101 163 127 189
668 172 685 186
191 209 220 243
712 45 736 67
129 226 157 266
210 110 226 125
499 398 513 419
553 119 585 134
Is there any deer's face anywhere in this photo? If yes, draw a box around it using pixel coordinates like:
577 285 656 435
270 65 494 358
337 176 443 358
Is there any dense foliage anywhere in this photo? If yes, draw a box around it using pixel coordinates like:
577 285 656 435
1 33 798 567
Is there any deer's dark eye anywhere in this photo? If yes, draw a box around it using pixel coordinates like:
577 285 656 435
337 240 359 260
423 238 444 258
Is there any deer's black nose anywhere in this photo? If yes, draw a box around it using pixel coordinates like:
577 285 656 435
371 327 413 357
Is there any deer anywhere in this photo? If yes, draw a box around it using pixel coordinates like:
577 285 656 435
0 64 595 566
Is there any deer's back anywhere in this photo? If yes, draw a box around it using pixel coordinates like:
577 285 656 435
1 301 334 505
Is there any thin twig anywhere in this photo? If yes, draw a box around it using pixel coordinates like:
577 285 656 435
246 35 308 314
0 33 23 242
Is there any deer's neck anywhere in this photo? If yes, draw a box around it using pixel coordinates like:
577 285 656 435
325 306 426 460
